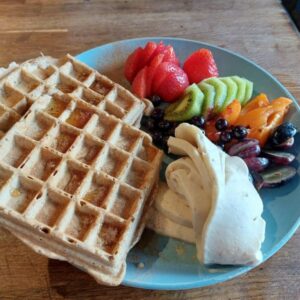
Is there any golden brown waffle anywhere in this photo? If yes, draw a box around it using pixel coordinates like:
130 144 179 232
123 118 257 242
0 54 147 139
0 55 163 285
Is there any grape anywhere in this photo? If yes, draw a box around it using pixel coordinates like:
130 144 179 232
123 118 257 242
270 122 297 145
219 131 232 143
190 116 205 128
151 108 164 120
232 126 248 140
215 119 228 131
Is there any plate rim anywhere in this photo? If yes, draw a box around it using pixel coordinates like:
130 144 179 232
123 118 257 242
76 37 300 290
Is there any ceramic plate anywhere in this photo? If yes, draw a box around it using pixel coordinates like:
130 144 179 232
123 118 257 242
76 37 300 290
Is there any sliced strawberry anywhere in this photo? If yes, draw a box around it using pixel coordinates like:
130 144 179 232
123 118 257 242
124 47 144 83
155 65 189 102
162 45 180 65
131 67 148 98
139 42 157 68
125 41 180 86
146 54 165 96
156 72 189 102
152 62 180 93
152 41 167 57
183 48 219 83
126 42 182 100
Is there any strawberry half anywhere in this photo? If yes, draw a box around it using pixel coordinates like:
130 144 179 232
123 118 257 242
132 67 148 98
152 41 166 57
146 54 165 97
139 41 157 68
183 48 219 83
124 41 180 85
162 45 180 66
124 47 144 83
153 62 189 102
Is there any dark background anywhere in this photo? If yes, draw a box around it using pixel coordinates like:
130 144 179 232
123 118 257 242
283 0 300 30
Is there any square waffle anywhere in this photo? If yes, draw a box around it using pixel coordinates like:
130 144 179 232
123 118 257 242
0 54 147 138
0 56 163 285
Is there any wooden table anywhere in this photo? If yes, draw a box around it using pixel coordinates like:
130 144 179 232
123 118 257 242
0 0 300 299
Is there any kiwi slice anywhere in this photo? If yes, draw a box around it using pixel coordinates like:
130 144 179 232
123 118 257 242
220 77 238 111
231 76 246 104
203 78 227 113
198 81 215 118
164 84 204 121
243 79 254 105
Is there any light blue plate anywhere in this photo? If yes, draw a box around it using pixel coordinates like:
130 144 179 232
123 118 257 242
76 37 300 290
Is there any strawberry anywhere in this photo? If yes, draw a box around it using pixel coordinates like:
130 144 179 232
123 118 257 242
152 62 180 93
156 71 189 102
183 48 219 83
124 43 157 83
124 41 180 85
132 67 148 98
152 41 166 57
146 48 180 98
161 45 180 66
126 42 184 101
124 47 144 83
140 41 157 68
146 54 165 97
153 62 189 102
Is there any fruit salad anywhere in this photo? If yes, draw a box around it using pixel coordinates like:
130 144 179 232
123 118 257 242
124 41 298 189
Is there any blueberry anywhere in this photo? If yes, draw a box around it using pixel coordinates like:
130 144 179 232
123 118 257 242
232 126 248 140
152 132 163 145
216 141 225 150
162 136 169 153
219 131 232 144
151 108 164 120
157 120 171 131
215 119 228 131
141 116 147 127
150 95 162 107
143 117 156 131
141 116 150 127
190 116 205 128
271 122 297 145
166 127 176 137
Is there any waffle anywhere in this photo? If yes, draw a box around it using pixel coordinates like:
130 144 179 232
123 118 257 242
0 56 163 285
0 54 147 140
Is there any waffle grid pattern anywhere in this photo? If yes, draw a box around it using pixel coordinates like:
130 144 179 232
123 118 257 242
0 54 145 139
0 55 162 284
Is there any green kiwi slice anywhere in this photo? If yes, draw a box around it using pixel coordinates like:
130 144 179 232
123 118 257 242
164 83 203 121
220 77 238 111
231 76 246 104
203 77 227 113
198 81 215 118
243 79 254 105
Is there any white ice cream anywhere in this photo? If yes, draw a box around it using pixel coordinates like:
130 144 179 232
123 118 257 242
147 123 266 265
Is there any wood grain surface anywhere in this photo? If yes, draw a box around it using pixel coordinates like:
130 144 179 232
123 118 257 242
0 0 300 299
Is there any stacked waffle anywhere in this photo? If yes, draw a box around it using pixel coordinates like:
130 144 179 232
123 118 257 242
0 55 163 285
